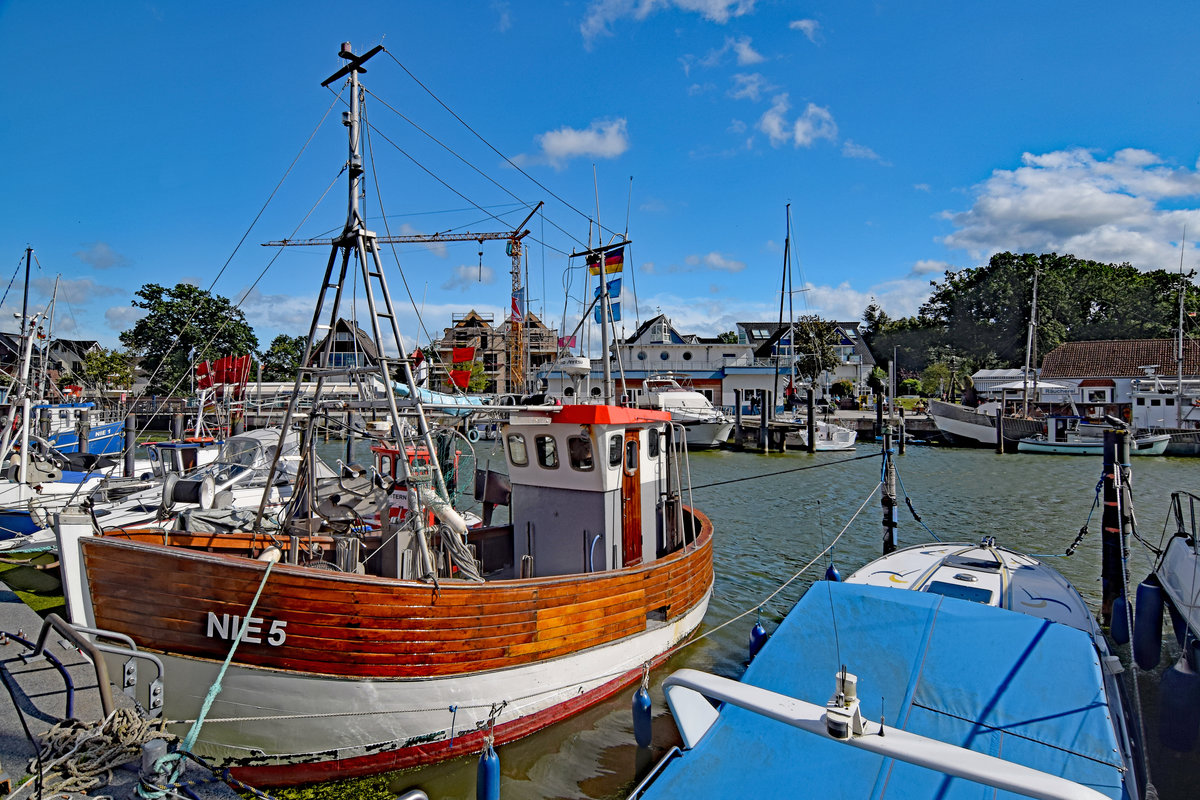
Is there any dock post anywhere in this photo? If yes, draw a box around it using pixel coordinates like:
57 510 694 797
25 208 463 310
898 407 906 454
733 389 744 449
874 395 883 440
882 431 898 554
346 410 358 464
995 409 1004 453
171 412 184 441
124 414 136 477
806 388 815 454
76 410 89 455
759 391 771 453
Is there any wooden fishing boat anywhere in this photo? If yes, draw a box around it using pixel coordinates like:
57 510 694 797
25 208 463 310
52 42 714 787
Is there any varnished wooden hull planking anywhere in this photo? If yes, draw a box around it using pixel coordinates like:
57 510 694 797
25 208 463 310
79 510 713 784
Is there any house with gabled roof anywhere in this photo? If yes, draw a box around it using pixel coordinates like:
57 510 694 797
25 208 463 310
1039 338 1200 428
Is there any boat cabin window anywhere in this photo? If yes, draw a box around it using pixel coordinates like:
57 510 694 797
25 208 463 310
567 435 594 471
591 387 602 397
926 580 993 605
648 428 661 458
608 435 622 467
378 454 394 479
624 439 639 476
507 433 528 467
535 435 559 469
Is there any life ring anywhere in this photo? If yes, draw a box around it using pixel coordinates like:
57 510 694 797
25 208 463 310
467 428 480 443
184 436 215 443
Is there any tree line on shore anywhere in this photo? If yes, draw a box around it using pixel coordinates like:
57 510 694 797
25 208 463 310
71 252 1200 398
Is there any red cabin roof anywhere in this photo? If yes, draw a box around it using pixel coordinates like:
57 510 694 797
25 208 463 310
538 404 671 425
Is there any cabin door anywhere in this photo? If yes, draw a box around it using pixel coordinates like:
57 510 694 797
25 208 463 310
621 430 642 566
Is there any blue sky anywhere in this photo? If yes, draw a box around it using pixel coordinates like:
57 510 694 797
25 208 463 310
3 1 1200 354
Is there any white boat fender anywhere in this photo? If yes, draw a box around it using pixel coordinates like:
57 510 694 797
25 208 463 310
257 546 283 563
417 485 467 536
1132 577 1164 670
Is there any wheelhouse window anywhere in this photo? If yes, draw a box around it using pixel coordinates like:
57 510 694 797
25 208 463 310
648 428 661 458
535 435 559 469
608 434 622 467
507 433 528 467
567 435 594 471
624 439 639 475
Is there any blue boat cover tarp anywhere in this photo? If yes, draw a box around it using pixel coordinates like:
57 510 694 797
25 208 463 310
645 581 1126 799
391 381 487 416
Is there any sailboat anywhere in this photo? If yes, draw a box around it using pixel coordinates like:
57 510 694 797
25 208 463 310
52 42 713 787
928 269 1047 448
773 205 856 451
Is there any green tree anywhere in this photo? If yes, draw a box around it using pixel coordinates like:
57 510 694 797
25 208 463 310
716 330 739 344
900 378 922 396
467 360 489 392
831 379 855 398
79 347 134 390
866 366 887 395
259 334 306 381
792 316 839 384
119 283 258 395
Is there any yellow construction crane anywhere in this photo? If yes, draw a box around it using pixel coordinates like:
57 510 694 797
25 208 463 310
265 202 542 393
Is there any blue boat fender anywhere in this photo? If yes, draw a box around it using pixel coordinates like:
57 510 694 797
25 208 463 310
749 620 768 659
1110 594 1130 645
825 563 841 582
477 742 500 800
632 685 653 748
1133 578 1164 670
1160 654 1200 752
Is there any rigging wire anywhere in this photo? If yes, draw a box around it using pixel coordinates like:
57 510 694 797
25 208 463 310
690 451 876 490
383 50 619 243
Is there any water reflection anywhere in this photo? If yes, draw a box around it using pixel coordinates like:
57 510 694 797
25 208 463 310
295 442 1199 800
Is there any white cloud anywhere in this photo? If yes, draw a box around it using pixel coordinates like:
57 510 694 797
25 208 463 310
105 304 147 332
681 252 746 272
842 139 885 162
582 0 755 44
32 276 122 305
914 183 931 192
528 118 630 169
492 1 512 32
73 241 129 269
729 72 770 101
789 18 820 43
942 147 1200 268
758 94 837 148
731 36 764 65
441 264 496 290
912 259 951 276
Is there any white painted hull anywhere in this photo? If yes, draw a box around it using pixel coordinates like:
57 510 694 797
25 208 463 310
142 589 711 767
681 420 733 449
1157 535 1200 641
1017 434 1169 456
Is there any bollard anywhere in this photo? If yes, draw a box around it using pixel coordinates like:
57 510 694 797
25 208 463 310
124 415 136 477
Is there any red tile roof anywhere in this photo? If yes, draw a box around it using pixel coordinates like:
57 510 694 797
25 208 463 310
1040 339 1200 378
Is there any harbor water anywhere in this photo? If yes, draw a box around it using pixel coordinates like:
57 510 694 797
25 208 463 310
287 442 1199 798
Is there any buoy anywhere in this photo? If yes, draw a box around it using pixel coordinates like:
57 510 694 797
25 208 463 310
749 621 768 659
1133 579 1164 670
476 742 500 800
1110 595 1130 645
632 686 652 748
1160 654 1200 752
467 428 481 443
825 563 841 582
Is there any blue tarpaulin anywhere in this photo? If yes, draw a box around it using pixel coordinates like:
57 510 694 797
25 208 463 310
644 581 1127 799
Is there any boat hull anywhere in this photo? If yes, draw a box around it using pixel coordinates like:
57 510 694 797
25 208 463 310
76 511 714 785
1017 434 1169 456
927 400 1043 447
680 420 733 449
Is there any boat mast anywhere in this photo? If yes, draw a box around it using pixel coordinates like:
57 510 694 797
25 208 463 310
1021 267 1039 417
254 42 450 532
1177 233 1188 427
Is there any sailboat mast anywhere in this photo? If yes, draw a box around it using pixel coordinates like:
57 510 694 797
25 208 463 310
1177 234 1188 427
1021 268 1039 417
